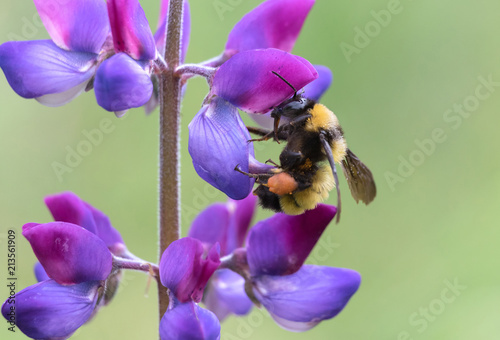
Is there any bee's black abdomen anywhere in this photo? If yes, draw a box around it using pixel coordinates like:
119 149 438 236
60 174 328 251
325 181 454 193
254 185 282 212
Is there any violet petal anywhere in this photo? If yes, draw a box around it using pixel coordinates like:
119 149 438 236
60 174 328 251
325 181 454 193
155 0 191 62
1 280 101 339
204 269 252 321
160 299 220 340
83 202 124 249
188 97 255 200
0 40 96 99
211 49 318 114
94 53 153 112
34 0 109 53
302 65 333 101
225 0 315 55
160 237 221 303
107 0 156 61
34 262 50 282
247 204 336 276
253 265 361 331
188 203 230 253
23 222 113 285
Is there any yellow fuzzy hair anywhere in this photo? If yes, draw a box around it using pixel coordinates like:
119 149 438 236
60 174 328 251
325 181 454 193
279 165 335 215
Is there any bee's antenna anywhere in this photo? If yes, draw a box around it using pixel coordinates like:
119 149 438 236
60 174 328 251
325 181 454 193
319 132 341 224
271 71 298 98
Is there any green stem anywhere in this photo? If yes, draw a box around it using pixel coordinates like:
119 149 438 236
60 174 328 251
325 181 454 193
158 0 184 321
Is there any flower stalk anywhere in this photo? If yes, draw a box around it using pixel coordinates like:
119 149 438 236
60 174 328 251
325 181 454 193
158 0 184 321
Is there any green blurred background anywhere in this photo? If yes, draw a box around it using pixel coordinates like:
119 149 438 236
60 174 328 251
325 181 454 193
1 0 499 339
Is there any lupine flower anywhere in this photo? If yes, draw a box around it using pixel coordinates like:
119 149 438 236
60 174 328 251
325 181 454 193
0 0 109 106
188 0 320 198
159 237 222 339
244 205 361 331
2 280 103 340
191 200 361 331
189 49 318 199
94 0 157 115
189 194 257 321
1 192 128 339
0 0 190 116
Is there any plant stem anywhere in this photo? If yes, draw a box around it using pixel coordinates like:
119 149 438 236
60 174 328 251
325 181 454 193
158 0 184 321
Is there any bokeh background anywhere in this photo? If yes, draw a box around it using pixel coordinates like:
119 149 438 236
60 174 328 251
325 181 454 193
1 0 499 339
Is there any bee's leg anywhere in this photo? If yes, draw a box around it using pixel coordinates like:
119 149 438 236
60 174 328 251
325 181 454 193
246 126 289 142
279 149 304 170
234 165 272 184
265 159 280 167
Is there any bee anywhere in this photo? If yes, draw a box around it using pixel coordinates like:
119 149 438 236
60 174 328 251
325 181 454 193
236 72 376 222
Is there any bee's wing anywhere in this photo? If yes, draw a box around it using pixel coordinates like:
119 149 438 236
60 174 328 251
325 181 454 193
341 149 376 205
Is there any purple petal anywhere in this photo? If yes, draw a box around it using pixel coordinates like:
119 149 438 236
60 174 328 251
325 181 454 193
211 49 318 114
160 299 220 340
23 222 113 285
0 40 96 99
45 192 97 234
155 0 191 62
83 202 124 249
160 237 221 303
188 97 255 200
302 65 333 101
253 265 361 331
188 194 256 256
107 0 156 61
188 203 230 253
34 262 50 282
1 280 101 339
204 269 252 321
225 0 315 56
94 53 153 112
247 204 336 276
225 194 257 253
34 0 109 53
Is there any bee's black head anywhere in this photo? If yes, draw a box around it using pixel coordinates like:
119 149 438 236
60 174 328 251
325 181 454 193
272 95 316 119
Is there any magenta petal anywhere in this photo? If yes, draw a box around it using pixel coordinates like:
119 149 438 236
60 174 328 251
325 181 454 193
211 49 318 113
0 40 96 99
204 269 252 321
94 53 153 112
108 0 156 60
225 194 257 254
253 265 361 331
155 0 191 62
1 280 100 339
247 204 336 276
188 97 255 200
23 222 112 285
34 0 109 53
34 262 50 282
225 0 314 55
160 299 220 340
302 65 333 101
160 238 221 303
45 192 97 234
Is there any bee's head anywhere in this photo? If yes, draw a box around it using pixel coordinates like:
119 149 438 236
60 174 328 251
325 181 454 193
272 95 315 119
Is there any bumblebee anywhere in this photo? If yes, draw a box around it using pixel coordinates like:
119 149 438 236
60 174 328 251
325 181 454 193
237 72 376 222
